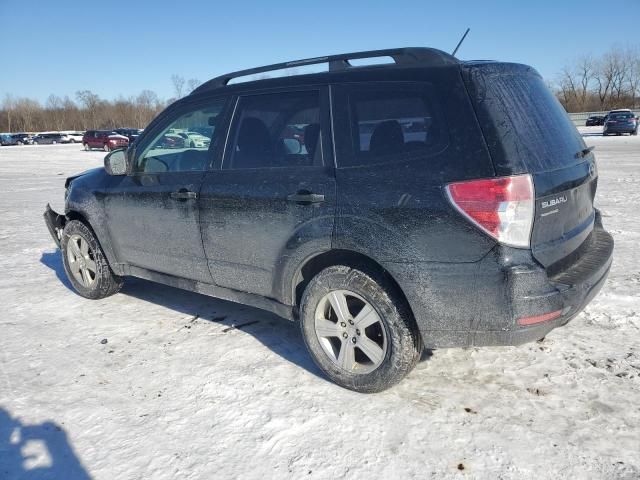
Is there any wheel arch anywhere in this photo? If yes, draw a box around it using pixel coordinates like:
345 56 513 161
64 209 121 274
291 249 416 325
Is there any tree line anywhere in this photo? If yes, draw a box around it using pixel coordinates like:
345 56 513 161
2 49 640 133
0 75 200 133
553 46 640 113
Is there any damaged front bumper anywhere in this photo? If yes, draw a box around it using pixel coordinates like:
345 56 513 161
44 204 66 248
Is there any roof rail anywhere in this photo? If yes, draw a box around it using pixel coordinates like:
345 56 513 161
192 47 458 94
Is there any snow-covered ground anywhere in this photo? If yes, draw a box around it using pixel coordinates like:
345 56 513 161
0 130 639 479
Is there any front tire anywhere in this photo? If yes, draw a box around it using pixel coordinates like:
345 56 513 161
61 220 123 299
103 144 110 152
299 265 422 393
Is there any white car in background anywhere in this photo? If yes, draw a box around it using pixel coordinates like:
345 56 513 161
178 131 211 148
60 131 84 143
68 132 84 143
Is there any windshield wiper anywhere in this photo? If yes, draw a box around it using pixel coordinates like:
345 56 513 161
575 146 595 159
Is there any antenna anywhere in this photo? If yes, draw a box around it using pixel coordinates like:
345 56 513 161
451 28 470 57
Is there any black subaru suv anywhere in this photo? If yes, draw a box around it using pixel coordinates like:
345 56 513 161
44 48 613 392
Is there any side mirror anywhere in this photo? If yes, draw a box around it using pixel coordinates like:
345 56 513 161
104 148 128 176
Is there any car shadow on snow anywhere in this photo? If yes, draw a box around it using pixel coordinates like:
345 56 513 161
39 250 326 380
0 406 91 480
40 251 74 291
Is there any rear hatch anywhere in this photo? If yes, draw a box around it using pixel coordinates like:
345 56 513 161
462 62 597 270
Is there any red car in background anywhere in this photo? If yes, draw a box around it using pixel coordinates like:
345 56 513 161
83 130 129 151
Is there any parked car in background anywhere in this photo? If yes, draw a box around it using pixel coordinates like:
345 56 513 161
61 131 85 143
44 47 614 392
58 132 76 144
177 131 211 148
114 128 143 143
32 133 66 144
12 133 34 145
603 111 638 136
1 133 15 145
0 133 32 145
586 115 605 126
157 132 185 148
82 130 129 151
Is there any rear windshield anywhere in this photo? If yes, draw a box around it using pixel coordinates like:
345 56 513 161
610 113 634 120
464 63 585 173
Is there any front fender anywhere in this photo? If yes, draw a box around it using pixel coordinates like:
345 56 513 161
65 169 121 272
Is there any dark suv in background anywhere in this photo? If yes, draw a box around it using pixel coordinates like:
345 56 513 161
585 115 605 126
603 111 638 136
44 47 613 392
33 133 66 144
114 128 143 143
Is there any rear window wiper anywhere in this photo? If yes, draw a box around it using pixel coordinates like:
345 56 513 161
575 146 595 159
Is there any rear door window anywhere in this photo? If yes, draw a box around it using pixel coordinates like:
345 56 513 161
340 84 447 167
225 90 323 169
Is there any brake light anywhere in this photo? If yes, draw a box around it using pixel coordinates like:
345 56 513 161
446 174 535 248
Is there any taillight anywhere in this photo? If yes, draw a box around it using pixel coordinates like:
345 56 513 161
446 174 535 248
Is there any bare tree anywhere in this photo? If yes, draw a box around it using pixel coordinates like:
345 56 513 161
2 94 15 132
171 74 186 99
575 55 596 109
554 45 640 112
557 66 579 111
628 50 640 108
46 94 64 130
76 90 101 129
186 78 201 94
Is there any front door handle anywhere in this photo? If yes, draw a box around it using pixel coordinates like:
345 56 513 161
287 191 325 204
170 190 198 200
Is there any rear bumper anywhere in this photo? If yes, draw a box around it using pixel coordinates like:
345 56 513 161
383 213 613 349
44 204 66 248
604 125 636 133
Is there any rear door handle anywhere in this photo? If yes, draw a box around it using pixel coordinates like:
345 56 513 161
287 192 325 204
170 190 198 200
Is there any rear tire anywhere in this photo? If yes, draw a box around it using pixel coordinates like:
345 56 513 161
299 265 422 393
61 220 123 299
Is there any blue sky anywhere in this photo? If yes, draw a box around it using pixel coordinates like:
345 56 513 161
0 0 638 103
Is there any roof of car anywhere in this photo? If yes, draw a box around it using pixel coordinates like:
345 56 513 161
192 47 459 95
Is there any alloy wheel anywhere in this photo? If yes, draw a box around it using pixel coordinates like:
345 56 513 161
314 290 387 374
66 234 97 288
